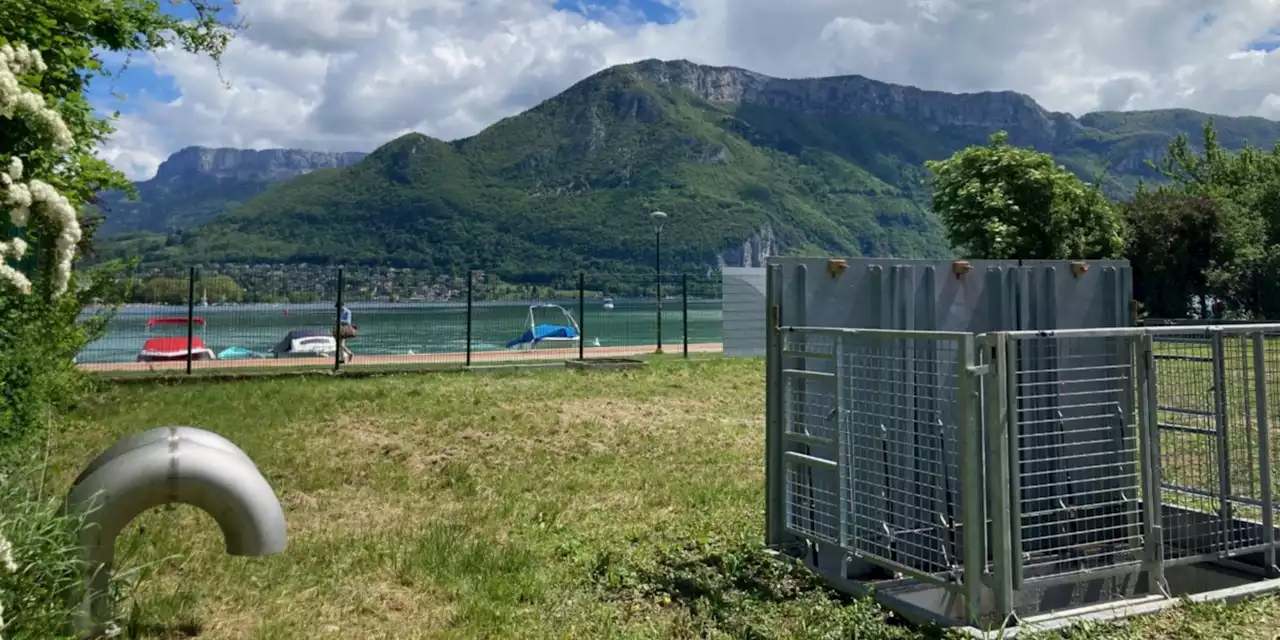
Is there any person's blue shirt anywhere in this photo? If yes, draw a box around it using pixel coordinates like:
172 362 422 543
339 306 352 325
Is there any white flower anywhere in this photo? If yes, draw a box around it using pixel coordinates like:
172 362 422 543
0 535 15 573
0 260 30 294
0 41 79 295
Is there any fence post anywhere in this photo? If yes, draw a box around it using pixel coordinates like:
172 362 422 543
186 266 196 375
578 272 585 361
655 231 663 354
1254 332 1277 576
334 267 344 373
682 273 689 358
465 270 473 368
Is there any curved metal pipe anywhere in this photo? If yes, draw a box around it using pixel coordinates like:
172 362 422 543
72 425 258 486
64 428 287 638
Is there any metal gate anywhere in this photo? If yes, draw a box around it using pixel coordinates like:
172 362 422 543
1003 330 1146 588
1149 329 1274 565
776 327 985 599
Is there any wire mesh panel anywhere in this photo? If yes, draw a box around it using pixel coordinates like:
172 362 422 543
1150 329 1270 562
777 328 978 588
1007 332 1145 583
779 330 841 545
839 331 969 583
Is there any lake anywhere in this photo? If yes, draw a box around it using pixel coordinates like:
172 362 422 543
78 298 723 364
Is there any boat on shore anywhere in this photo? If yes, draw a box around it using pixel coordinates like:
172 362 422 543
271 328 351 362
137 317 217 363
505 304 581 350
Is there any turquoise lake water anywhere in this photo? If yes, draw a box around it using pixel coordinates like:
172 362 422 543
79 298 723 364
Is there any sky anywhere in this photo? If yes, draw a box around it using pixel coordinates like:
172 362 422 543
88 0 1280 182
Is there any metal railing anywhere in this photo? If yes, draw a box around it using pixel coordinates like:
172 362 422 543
769 322 1280 626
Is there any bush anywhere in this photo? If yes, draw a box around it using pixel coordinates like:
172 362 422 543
0 265 131 469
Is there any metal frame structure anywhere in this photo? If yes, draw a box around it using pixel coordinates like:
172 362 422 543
762 256 1280 637
768 321 1280 637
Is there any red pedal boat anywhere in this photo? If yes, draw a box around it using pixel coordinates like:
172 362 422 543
137 317 217 363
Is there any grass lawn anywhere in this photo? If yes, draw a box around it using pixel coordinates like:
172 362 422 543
41 357 1280 639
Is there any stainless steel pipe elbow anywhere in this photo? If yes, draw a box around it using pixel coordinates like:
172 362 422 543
64 426 287 638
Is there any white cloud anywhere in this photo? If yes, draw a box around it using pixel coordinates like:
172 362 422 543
94 0 1280 180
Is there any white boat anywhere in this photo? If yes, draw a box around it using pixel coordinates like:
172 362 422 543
602 297 615 310
271 329 351 362
504 304 581 350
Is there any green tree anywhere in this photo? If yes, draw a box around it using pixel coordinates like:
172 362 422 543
1147 120 1280 318
203 274 244 302
135 276 187 304
1 1 239 454
926 131 1128 259
1122 189 1263 318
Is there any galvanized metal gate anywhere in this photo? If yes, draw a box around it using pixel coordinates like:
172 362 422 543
1002 330 1146 590
776 327 986 606
1149 330 1276 568
771 322 1280 627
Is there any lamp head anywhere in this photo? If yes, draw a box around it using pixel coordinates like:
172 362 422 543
650 210 667 232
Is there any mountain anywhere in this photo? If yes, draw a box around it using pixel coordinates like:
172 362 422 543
98 59 1280 278
92 146 367 237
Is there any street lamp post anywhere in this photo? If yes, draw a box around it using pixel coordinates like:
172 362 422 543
650 210 667 354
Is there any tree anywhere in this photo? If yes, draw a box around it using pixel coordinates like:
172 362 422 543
134 274 243 304
1145 120 1280 318
204 274 244 302
926 131 1128 260
0 2 238 455
1122 189 1262 318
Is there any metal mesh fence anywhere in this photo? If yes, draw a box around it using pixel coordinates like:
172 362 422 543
1150 330 1280 563
76 268 725 375
778 328 975 586
840 332 965 581
1007 333 1144 583
770 322 1280 624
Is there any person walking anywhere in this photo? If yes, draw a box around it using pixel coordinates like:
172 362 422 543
337 304 357 362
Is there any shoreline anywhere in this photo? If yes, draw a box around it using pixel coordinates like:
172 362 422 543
77 342 725 372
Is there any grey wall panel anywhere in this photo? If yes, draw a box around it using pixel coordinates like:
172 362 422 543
722 267 767 357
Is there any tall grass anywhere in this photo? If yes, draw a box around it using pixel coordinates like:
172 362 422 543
0 465 86 640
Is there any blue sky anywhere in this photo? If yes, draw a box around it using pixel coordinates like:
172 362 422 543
555 0 680 24
84 0 217 117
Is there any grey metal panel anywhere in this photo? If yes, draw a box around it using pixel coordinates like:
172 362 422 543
722 267 767 357
766 258 1132 334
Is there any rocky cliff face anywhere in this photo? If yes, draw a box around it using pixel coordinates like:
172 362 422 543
152 146 367 183
716 223 778 269
627 59 1081 149
95 146 369 237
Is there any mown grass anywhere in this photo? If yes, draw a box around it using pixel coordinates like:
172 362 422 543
39 358 1280 639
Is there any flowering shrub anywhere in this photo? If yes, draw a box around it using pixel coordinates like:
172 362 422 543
1 4 237 636
0 39 97 469
0 43 81 296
